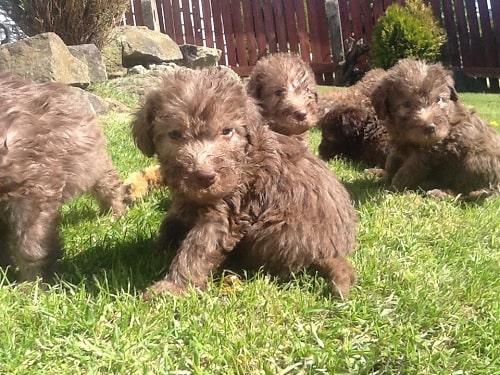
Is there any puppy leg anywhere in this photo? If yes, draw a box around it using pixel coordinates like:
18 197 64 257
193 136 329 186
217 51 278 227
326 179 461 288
144 214 240 299
155 213 192 253
91 163 126 218
391 154 432 191
0 219 12 270
11 201 63 282
313 256 357 299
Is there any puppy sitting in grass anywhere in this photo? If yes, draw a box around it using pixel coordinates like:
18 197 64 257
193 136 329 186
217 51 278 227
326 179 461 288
0 73 125 282
131 67 358 299
371 58 500 198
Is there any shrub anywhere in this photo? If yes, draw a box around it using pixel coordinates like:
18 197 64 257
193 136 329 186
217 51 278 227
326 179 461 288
370 0 446 69
0 0 130 49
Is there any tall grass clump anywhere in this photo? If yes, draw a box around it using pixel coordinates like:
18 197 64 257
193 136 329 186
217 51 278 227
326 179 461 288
370 0 446 69
0 0 130 49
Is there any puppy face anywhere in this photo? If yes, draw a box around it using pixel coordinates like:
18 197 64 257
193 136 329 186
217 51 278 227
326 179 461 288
372 59 458 147
132 68 262 204
247 53 318 136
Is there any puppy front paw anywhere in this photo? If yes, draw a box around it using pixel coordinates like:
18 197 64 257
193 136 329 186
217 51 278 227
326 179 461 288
142 279 188 301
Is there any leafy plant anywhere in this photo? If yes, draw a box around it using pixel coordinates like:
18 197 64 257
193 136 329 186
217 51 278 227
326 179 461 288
0 0 130 49
370 0 446 69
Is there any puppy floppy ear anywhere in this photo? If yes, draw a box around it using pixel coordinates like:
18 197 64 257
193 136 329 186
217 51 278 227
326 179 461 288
370 81 390 119
131 91 161 157
247 73 264 100
445 75 459 101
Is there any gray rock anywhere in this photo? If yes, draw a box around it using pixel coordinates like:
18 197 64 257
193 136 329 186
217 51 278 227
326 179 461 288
101 35 128 78
0 32 90 85
116 26 183 67
68 44 107 82
179 44 222 69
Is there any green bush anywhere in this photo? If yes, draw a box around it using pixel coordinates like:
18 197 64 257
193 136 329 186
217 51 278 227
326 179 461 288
0 0 130 49
370 0 446 69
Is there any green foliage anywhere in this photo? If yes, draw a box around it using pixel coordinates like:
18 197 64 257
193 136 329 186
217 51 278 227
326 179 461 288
0 0 130 49
370 0 446 69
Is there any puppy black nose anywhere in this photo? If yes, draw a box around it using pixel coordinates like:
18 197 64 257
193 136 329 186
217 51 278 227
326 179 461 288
195 170 217 188
423 123 436 134
293 110 307 122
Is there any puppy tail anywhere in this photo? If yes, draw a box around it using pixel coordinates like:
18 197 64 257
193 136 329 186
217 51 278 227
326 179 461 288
122 164 164 203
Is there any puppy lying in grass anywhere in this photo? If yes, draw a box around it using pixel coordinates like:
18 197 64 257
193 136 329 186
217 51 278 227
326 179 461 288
371 58 500 198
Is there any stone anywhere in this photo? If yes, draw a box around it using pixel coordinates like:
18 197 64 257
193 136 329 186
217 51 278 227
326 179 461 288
68 44 107 82
0 32 90 85
101 36 128 78
179 44 222 69
116 26 183 67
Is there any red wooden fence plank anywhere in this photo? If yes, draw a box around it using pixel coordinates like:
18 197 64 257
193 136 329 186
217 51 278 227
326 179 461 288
452 0 472 66
155 0 165 33
293 0 311 62
372 0 385 22
314 0 333 62
348 0 364 40
306 0 323 63
211 0 227 65
428 0 441 21
191 0 204 46
241 0 258 65
283 0 300 54
337 0 352 41
220 0 237 66
359 0 374 40
124 10 134 26
250 0 267 59
441 0 460 66
491 0 500 67
133 0 144 26
201 0 214 47
477 0 496 67
171 0 184 44
273 0 288 52
230 0 248 67
163 0 175 38
461 0 481 66
262 0 278 53
181 0 195 44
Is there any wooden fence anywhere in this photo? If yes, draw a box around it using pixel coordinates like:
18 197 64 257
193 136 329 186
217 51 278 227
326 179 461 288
125 0 500 88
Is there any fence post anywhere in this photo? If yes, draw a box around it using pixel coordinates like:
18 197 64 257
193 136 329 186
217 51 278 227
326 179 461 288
141 0 160 31
324 0 344 68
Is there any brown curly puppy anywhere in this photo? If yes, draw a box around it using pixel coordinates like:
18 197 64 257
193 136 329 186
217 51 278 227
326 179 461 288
122 53 319 203
318 68 390 168
371 58 500 196
132 68 358 299
247 52 319 142
0 73 125 282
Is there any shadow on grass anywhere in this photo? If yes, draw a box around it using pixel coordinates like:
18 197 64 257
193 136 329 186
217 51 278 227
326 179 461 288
62 235 175 295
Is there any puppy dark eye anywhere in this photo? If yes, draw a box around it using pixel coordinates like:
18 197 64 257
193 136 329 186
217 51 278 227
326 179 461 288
275 89 285 97
168 130 183 140
221 128 233 137
402 101 412 109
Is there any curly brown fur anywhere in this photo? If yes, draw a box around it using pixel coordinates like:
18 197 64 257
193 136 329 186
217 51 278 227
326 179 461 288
371 58 500 196
318 68 390 168
247 53 319 142
132 68 358 299
0 73 125 282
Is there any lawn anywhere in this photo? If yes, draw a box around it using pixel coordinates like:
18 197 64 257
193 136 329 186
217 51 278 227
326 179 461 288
0 86 499 374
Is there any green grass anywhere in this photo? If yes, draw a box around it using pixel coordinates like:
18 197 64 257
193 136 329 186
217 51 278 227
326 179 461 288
0 88 499 374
